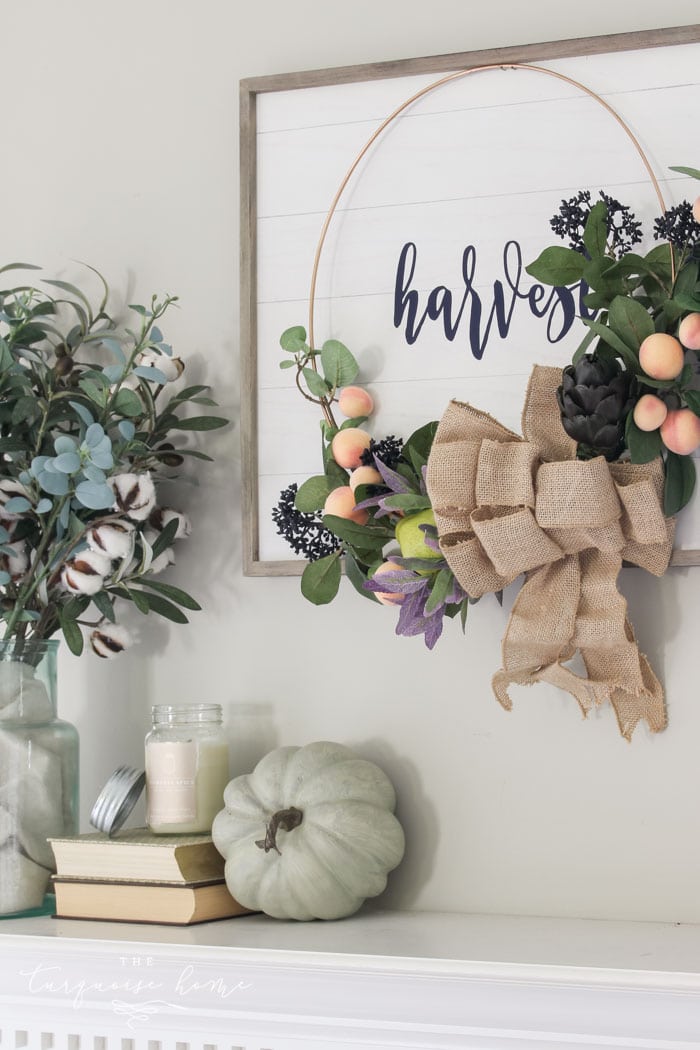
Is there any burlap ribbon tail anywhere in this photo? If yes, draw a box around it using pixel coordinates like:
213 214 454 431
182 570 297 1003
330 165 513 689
425 365 675 740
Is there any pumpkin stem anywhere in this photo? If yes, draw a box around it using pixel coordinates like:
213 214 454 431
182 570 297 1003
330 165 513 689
255 806 303 855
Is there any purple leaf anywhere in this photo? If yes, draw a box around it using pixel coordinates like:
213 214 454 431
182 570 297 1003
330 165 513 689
423 612 445 649
365 570 427 595
395 586 431 636
393 555 446 572
374 455 413 494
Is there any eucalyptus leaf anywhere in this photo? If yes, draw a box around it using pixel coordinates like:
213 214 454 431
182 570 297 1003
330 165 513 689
138 578 202 610
54 435 78 454
54 452 81 474
294 475 332 513
300 551 342 605
132 590 189 624
170 415 228 431
669 165 700 180
113 388 143 417
664 451 697 515
169 384 210 403
424 567 453 615
102 364 124 384
133 364 170 385
279 325 308 353
672 293 700 313
69 400 95 427
583 201 609 260
624 414 662 464
324 459 349 488
571 325 598 365
322 513 393 548
0 262 42 274
581 318 641 374
320 339 359 389
3 496 31 514
339 416 368 430
683 389 700 415
344 548 377 602
91 589 116 623
112 585 150 614
74 480 114 509
59 613 84 656
150 517 179 559
608 295 654 352
302 366 331 399
79 379 108 407
403 421 438 466
118 420 136 441
525 246 587 286
383 493 432 513
38 471 69 496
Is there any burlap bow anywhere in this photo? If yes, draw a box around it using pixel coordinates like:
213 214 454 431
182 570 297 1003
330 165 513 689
426 365 675 740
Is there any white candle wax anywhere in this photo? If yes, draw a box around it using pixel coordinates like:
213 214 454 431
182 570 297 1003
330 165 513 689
145 737 229 834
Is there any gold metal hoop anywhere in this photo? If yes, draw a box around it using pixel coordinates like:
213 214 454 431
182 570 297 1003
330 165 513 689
307 61 670 359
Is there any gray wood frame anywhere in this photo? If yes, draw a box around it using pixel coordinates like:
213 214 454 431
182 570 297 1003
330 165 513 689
240 25 700 576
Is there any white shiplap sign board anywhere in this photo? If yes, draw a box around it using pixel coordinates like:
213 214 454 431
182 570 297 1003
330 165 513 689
245 34 700 570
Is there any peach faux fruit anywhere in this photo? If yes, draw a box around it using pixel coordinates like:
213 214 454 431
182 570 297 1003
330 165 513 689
330 427 372 469
323 485 369 525
693 196 700 224
349 464 383 491
679 313 700 352
633 394 668 432
659 408 700 456
338 385 374 419
370 561 406 606
639 333 685 380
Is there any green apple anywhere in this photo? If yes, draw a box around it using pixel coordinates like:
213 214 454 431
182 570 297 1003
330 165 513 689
395 509 441 568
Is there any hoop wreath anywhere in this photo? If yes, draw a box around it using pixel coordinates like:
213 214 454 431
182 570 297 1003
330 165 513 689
274 62 700 740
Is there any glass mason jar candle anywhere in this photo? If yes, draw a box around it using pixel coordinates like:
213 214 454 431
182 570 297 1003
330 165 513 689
145 704 229 834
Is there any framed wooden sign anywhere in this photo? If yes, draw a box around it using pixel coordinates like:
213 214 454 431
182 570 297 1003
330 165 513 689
241 25 700 575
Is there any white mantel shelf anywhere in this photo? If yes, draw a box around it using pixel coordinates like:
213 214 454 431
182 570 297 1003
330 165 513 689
1 908 700 1049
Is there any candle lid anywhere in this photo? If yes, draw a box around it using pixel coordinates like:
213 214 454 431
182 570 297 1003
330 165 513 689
90 765 145 836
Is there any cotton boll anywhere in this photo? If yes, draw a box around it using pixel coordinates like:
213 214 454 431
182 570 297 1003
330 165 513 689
143 528 175 574
137 350 185 382
0 726 64 869
90 623 133 658
149 506 191 540
110 473 156 521
61 549 112 595
0 539 29 582
87 520 135 560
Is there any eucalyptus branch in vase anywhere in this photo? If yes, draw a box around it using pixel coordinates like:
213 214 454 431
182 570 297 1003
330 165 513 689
0 264 229 658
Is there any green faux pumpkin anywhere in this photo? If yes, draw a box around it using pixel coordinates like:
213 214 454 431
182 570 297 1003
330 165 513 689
211 740 405 921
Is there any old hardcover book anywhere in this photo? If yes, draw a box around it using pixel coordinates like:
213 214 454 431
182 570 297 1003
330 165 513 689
52 877 249 925
49 828 224 884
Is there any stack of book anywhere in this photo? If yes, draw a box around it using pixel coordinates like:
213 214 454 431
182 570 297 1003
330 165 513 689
49 828 250 925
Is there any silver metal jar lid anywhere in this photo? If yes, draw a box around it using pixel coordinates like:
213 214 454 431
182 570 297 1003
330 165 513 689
90 765 145 836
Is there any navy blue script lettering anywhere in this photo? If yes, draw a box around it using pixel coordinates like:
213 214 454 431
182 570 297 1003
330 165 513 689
393 240 589 358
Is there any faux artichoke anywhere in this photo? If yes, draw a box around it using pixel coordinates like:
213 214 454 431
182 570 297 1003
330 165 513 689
556 354 634 461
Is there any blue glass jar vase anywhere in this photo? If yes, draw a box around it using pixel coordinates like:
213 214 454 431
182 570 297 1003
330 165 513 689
0 639 79 916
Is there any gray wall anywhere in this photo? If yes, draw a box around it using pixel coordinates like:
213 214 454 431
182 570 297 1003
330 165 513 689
5 0 700 923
